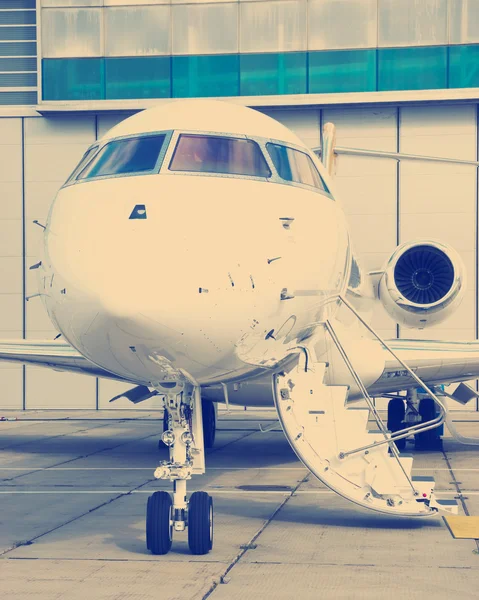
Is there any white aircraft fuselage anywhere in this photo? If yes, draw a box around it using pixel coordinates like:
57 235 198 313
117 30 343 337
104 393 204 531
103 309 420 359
38 100 376 402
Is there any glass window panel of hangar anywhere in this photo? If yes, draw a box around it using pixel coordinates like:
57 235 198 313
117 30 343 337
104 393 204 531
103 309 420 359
378 0 448 47
240 0 307 53
41 7 103 58
449 0 479 44
308 0 377 50
172 3 238 55
104 6 171 56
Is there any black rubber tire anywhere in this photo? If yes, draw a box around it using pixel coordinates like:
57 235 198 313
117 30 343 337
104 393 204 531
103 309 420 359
188 491 213 555
387 398 407 451
202 400 216 449
415 397 441 450
146 491 173 555
387 398 405 430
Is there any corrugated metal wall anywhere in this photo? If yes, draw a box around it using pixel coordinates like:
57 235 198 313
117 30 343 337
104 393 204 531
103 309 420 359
0 103 477 410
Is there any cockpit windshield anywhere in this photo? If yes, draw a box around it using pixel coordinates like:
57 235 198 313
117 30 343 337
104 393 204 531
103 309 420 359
76 134 166 181
169 134 271 178
267 143 329 193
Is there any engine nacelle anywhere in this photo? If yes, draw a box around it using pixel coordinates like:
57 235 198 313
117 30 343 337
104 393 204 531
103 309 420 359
378 240 466 329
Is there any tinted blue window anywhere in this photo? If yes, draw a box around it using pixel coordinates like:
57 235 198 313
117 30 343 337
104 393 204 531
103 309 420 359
77 135 166 180
267 143 329 192
240 52 307 96
309 49 376 93
172 55 239 98
105 57 171 99
42 58 105 101
378 46 447 91
449 45 479 88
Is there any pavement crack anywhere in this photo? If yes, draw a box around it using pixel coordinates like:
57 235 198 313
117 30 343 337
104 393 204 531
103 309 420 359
201 472 310 599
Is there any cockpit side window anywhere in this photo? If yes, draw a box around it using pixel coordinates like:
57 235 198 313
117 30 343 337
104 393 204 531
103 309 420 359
169 134 271 178
266 143 329 193
65 145 99 184
76 134 166 181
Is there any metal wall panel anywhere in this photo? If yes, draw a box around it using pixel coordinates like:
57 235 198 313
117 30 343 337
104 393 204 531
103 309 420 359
0 116 23 398
0 57 36 71
0 0 35 8
0 92 37 105
0 26 36 41
0 73 37 87
0 10 36 25
0 41 36 56
0 364 24 410
26 368 96 409
0 295 22 331
260 107 321 149
378 0 448 47
97 113 132 138
172 3 238 55
41 8 103 58
399 104 477 406
105 6 171 56
104 0 168 5
308 0 377 50
0 258 22 295
449 0 479 44
240 0 306 53
323 106 398 339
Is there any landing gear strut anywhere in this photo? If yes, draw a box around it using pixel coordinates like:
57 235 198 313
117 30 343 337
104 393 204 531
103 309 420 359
147 380 213 555
159 398 216 450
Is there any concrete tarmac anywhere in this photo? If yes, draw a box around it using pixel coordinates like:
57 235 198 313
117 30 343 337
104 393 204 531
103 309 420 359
0 408 478 599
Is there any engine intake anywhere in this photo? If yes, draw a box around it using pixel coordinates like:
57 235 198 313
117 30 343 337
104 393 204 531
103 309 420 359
379 241 465 329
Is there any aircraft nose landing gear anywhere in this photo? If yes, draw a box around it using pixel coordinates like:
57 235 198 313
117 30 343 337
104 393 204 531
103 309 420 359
147 380 213 555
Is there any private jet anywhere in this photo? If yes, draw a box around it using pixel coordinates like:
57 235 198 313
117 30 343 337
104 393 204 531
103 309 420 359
1 99 479 556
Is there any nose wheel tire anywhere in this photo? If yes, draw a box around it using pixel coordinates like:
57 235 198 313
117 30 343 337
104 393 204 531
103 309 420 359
188 491 213 555
146 491 173 555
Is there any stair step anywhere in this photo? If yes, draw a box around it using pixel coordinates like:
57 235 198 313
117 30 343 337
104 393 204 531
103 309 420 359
411 475 436 498
435 499 458 507
431 497 459 515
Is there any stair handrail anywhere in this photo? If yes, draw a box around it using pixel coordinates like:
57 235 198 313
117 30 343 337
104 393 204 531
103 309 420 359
323 319 416 493
334 295 448 458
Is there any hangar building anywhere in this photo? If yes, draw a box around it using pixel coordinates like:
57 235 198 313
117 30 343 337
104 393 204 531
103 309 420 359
0 0 478 411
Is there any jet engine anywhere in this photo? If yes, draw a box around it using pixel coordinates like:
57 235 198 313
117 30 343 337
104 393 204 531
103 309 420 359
378 241 465 329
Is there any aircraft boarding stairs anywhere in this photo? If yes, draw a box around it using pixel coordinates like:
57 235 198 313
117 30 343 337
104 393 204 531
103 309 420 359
273 300 459 518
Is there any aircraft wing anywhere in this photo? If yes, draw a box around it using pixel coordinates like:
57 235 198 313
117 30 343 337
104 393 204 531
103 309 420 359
0 339 130 383
368 338 479 396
